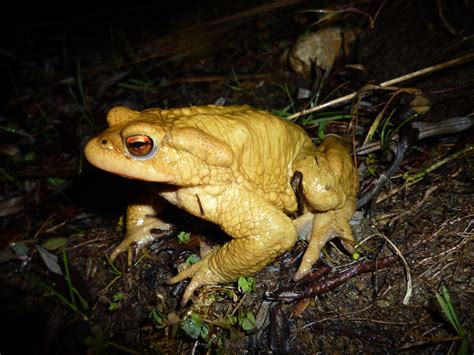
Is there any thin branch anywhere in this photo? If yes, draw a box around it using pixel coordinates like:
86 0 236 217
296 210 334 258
266 254 399 302
287 53 474 120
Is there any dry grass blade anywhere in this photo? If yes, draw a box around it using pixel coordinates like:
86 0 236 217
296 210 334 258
287 53 474 120
356 233 412 304
362 89 407 145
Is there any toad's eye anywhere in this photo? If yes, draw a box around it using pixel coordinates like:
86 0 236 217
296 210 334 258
125 134 157 159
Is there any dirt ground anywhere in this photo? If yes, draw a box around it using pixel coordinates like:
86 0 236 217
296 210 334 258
1 0 473 354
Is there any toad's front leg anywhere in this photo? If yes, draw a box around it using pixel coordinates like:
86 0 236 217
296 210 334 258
168 185 298 305
110 201 174 263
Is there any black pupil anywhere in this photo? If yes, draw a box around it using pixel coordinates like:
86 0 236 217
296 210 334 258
131 141 147 149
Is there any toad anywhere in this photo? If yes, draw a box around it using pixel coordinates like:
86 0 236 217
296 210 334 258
84 105 359 304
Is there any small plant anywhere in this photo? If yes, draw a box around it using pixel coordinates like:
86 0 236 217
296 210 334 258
364 154 379 176
181 313 209 340
237 276 256 294
47 177 67 189
116 215 124 232
435 285 470 355
226 308 257 334
175 253 200 273
186 254 200 265
108 292 126 311
236 310 256 331
182 313 226 349
177 231 191 244
41 237 68 251
149 308 167 329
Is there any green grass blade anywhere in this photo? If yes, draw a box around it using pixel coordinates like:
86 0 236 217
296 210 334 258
62 249 77 308
441 286 465 337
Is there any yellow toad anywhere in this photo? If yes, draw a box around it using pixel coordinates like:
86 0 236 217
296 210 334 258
84 105 358 304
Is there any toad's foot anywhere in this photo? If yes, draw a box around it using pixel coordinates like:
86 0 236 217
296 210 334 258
167 250 222 306
110 204 173 263
293 209 355 281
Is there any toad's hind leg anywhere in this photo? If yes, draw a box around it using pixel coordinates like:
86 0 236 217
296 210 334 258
293 135 358 280
168 185 298 305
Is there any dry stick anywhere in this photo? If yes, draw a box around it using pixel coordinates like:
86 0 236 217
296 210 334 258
266 254 399 302
287 53 474 120
376 145 474 203
167 73 272 85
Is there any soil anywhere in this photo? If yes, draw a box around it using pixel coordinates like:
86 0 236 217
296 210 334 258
1 0 473 354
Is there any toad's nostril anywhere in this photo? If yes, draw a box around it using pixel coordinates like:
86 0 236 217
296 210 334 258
101 138 108 145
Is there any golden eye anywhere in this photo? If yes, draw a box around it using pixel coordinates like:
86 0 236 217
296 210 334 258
125 134 157 159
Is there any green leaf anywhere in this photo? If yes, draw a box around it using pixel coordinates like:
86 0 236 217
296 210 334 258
241 312 256 331
227 315 237 325
238 276 256 293
149 309 166 327
200 323 210 339
458 338 470 355
241 319 254 331
352 251 361 260
11 242 29 255
181 314 203 339
435 286 466 339
116 215 124 232
246 312 256 324
177 231 191 244
112 292 126 301
24 152 37 162
186 254 200 265
47 177 67 188
72 287 89 311
108 302 119 311
42 237 67 250
441 286 465 337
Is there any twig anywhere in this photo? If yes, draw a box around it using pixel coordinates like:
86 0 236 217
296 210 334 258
398 336 463 351
165 73 272 85
402 145 474 183
287 53 474 120
366 233 412 305
376 145 473 204
266 254 399 302
229 292 247 317
356 116 474 155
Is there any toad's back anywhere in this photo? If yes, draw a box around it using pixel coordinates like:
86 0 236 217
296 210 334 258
145 105 312 209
